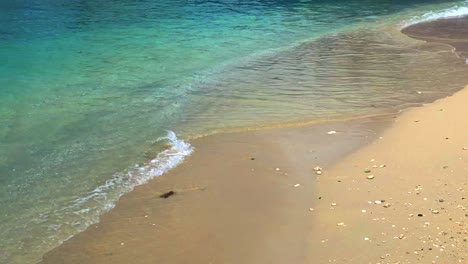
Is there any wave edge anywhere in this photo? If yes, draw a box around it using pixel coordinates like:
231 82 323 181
42 131 193 253
401 3 468 29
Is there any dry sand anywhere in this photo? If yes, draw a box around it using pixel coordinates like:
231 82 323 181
41 17 468 264
307 87 468 264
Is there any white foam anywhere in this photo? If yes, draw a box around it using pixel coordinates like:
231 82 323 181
46 131 193 243
402 3 468 29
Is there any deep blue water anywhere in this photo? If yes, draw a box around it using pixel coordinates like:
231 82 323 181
1 0 468 263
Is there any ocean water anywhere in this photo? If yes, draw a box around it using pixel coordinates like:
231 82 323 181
1 0 468 263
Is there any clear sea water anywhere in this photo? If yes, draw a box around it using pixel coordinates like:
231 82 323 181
1 0 468 263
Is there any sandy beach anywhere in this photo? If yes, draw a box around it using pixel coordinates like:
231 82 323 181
40 116 390 264
41 88 468 264
306 86 468 263
41 17 468 264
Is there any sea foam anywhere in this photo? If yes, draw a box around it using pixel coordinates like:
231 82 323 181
402 3 468 28
45 131 193 245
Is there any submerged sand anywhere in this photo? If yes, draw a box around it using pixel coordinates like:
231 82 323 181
402 15 468 59
41 17 468 264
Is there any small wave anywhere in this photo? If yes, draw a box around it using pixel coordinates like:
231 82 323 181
44 131 193 246
401 3 468 29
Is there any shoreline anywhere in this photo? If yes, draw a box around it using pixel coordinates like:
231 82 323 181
41 116 391 264
41 16 468 264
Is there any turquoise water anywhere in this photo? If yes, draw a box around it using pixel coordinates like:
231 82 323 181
1 0 468 263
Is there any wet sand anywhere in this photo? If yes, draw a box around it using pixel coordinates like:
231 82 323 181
41 17 468 264
402 15 468 59
41 117 389 264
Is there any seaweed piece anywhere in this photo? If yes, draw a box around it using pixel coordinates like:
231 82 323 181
160 191 175 199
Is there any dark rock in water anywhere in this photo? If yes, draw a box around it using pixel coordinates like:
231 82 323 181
160 191 175 199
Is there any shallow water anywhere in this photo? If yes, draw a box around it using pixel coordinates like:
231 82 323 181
403 15 468 59
1 0 468 263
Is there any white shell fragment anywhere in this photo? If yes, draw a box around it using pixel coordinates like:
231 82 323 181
314 166 323 175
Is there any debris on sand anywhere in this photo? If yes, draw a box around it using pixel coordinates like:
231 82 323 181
160 191 176 199
314 166 323 175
